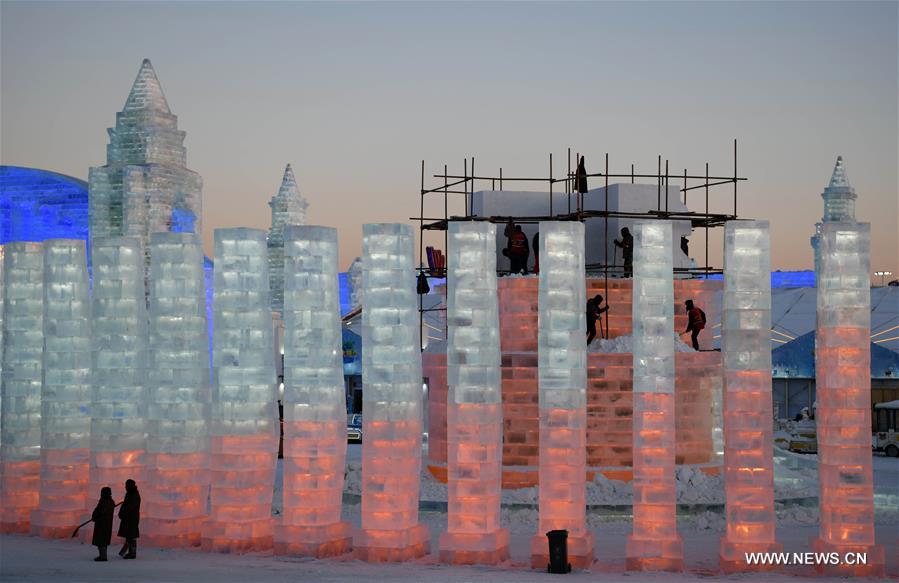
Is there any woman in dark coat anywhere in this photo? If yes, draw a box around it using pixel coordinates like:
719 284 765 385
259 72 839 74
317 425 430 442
91 487 115 561
117 479 141 559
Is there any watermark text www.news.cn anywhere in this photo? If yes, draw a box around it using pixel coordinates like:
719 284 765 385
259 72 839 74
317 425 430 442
744 552 867 566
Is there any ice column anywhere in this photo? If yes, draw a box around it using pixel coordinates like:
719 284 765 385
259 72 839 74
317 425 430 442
626 221 683 571
439 222 508 565
88 237 147 535
353 224 429 561
530 221 593 569
812 222 884 576
31 240 91 538
274 226 351 557
0 242 43 533
718 221 780 571
144 233 210 547
202 228 278 553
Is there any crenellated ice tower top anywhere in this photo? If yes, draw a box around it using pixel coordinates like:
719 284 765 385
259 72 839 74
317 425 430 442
811 156 856 280
267 164 309 312
89 59 203 278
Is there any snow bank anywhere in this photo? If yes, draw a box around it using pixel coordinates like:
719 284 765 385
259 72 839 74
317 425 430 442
589 333 696 353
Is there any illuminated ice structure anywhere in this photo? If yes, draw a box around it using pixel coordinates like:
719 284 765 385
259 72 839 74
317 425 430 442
718 221 780 571
203 228 278 553
87 237 148 537
31 240 92 538
267 164 308 313
811 222 884 576
438 222 509 565
0 242 44 533
625 221 683 571
810 156 856 279
274 226 351 557
353 224 429 561
529 222 593 569
144 233 210 547
89 59 202 279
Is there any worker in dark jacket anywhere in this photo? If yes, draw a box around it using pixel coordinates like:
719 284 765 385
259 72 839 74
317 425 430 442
586 294 610 345
614 227 634 278
683 299 706 350
118 479 141 559
91 487 116 562
507 225 530 275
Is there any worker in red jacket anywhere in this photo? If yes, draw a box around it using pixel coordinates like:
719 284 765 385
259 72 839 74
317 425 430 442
683 299 706 350
507 224 529 275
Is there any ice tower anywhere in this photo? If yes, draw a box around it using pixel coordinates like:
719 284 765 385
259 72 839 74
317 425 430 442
274 226 351 557
144 232 210 547
267 164 308 313
203 228 278 553
89 59 202 280
810 156 856 279
0 242 44 533
439 222 508 565
812 222 884 576
353 224 429 561
626 221 683 571
31 240 92 538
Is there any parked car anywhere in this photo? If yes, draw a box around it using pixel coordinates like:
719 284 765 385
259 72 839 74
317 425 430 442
347 414 362 443
873 400 899 457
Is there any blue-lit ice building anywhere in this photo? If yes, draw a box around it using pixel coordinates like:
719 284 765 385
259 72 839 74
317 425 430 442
0 166 89 244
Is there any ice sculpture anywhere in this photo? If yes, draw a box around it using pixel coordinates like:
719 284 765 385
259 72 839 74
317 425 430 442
274 226 351 557
89 59 202 281
347 257 363 310
439 222 508 565
812 222 884 576
0 242 43 533
626 221 683 571
202 228 278 553
31 240 91 538
718 221 780 571
529 221 593 569
144 233 210 547
87 237 148 538
267 164 308 313
353 224 429 561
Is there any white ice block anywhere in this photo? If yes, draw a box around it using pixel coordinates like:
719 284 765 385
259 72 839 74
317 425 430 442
0 242 44 533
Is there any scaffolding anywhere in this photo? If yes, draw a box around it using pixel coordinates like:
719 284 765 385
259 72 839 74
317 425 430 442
414 139 747 342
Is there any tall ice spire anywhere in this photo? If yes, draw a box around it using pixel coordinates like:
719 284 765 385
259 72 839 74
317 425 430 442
268 164 309 313
811 155 857 281
122 59 172 114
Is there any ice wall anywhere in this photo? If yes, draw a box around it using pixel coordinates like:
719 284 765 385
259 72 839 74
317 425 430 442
626 221 683 571
0 242 43 533
719 221 780 571
353 224 429 561
144 232 210 547
439 222 508 565
529 221 593 569
811 222 884 576
87 237 148 537
31 240 91 538
203 228 278 553
274 226 351 557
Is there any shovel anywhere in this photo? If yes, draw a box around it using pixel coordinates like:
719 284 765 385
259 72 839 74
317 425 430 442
71 501 122 537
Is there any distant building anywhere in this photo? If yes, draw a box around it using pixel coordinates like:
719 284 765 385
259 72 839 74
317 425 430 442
0 166 88 244
810 156 856 280
267 164 308 313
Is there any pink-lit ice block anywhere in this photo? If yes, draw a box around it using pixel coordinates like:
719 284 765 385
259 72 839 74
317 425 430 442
811 222 884 576
719 221 781 571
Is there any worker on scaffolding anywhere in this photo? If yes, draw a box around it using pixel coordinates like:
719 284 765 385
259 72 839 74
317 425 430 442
586 294 609 346
505 223 529 275
614 227 634 278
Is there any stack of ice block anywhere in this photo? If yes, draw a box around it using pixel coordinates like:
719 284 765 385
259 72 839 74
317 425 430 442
353 224 430 561
202 228 278 553
0 242 44 533
529 221 593 569
274 226 351 557
87 237 148 539
438 222 508 565
811 222 884 576
626 221 683 571
144 232 210 547
31 240 92 538
718 221 780 571
266 165 308 313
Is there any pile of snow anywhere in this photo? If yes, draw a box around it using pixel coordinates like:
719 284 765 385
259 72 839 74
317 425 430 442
589 333 696 353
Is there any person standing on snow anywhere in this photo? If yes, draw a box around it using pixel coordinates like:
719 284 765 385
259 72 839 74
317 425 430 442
117 479 141 559
90 487 116 562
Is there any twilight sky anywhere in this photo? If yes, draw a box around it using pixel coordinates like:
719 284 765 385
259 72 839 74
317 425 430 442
2 1 896 275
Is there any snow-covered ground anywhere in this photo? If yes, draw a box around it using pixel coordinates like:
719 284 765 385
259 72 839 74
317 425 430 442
2 446 896 582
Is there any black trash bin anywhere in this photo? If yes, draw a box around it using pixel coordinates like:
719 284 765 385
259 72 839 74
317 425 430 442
546 529 571 574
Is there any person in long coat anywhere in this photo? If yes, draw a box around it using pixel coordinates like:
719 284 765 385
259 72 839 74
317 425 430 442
117 479 141 559
91 487 116 561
